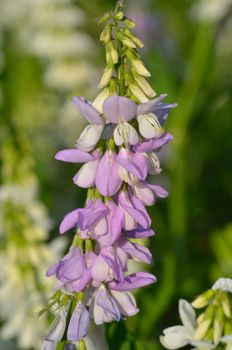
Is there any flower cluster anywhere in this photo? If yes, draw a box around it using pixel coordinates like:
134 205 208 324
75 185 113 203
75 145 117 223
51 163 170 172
160 277 232 350
42 3 176 349
42 92 175 349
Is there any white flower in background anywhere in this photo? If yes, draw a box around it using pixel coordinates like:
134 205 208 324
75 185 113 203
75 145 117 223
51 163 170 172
160 299 214 350
0 180 64 350
191 0 232 23
212 277 232 293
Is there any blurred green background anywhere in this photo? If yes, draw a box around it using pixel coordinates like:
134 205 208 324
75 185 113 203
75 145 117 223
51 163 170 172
0 0 232 349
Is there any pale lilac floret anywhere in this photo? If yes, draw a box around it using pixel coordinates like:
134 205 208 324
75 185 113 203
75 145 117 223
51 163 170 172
72 96 103 125
134 132 173 153
46 247 84 283
118 190 151 230
67 302 90 341
95 150 122 196
117 148 148 181
109 271 156 291
73 150 101 188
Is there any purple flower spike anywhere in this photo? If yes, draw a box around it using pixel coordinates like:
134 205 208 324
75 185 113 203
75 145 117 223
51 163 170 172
96 151 122 196
109 272 156 291
55 149 94 163
72 96 103 125
117 148 148 181
67 302 89 341
103 95 137 123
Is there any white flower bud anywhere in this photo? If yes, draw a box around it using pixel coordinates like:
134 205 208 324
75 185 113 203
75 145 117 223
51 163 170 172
98 64 114 89
133 74 156 98
129 83 149 103
92 88 110 113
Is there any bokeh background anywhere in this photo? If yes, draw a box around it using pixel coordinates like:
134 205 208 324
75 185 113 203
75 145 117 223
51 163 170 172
0 0 232 349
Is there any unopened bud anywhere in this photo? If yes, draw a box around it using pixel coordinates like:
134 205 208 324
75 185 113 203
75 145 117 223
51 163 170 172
122 28 144 48
92 87 110 113
221 292 231 318
124 18 136 28
213 308 224 345
116 32 136 48
133 73 156 97
129 83 149 103
100 24 111 43
107 41 118 64
114 11 124 20
98 64 114 89
127 51 151 77
194 319 212 340
192 289 214 308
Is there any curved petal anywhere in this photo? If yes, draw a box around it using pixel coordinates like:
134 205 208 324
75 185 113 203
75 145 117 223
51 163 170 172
117 149 147 180
55 149 94 163
147 184 169 198
59 209 79 234
137 114 164 139
67 302 89 341
73 159 99 188
103 95 137 123
135 132 173 153
45 309 67 342
72 96 103 125
111 291 139 317
179 299 196 334
119 239 152 264
114 123 139 146
160 326 189 350
126 226 155 238
109 272 156 291
95 151 122 196
76 125 104 152
133 182 155 206
137 94 167 115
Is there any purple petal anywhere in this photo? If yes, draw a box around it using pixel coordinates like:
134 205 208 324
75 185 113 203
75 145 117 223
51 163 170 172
107 201 124 245
96 288 121 321
72 96 103 125
67 302 89 341
117 148 148 180
111 291 139 317
55 149 94 163
126 225 155 238
137 94 167 115
154 103 178 125
109 272 156 291
59 209 79 234
46 262 59 277
147 184 169 198
103 95 137 123
73 158 99 188
95 151 122 196
100 247 124 282
135 132 173 153
118 191 151 229
78 200 108 231
119 239 152 264
57 248 84 282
